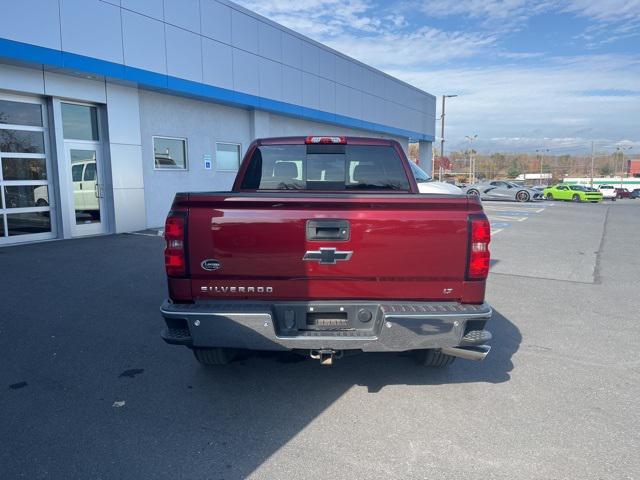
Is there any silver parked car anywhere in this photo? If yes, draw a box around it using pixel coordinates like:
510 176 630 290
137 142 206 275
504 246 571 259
463 180 543 202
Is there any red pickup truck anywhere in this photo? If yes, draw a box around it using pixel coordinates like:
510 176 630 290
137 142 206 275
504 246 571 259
161 136 492 367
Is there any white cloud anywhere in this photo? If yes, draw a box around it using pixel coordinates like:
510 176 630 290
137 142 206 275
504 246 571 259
233 0 639 152
564 0 640 24
414 0 640 27
236 0 498 66
413 0 640 43
484 136 640 154
325 28 496 67
235 0 382 37
568 0 640 48
413 0 552 26
388 54 640 151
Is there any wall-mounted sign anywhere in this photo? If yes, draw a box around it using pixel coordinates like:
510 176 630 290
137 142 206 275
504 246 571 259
203 154 212 170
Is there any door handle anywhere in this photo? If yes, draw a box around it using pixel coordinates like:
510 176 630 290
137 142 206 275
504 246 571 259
306 219 350 241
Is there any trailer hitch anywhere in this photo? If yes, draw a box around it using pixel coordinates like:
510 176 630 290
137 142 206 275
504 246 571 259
310 349 342 365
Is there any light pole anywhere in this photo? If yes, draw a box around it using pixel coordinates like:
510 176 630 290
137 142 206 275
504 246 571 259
590 141 595 188
466 134 477 183
616 146 632 188
535 148 549 185
439 94 458 181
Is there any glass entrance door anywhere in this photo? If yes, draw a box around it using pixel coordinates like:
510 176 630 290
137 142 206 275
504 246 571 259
0 95 56 245
65 143 107 236
60 102 107 237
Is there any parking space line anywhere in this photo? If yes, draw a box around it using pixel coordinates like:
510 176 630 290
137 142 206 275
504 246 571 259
489 221 511 228
484 200 553 235
489 215 528 222
484 210 536 217
483 202 553 209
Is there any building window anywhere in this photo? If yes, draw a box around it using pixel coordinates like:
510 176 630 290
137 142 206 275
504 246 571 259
61 103 99 141
1 95 53 243
153 136 187 170
216 142 241 171
0 99 43 127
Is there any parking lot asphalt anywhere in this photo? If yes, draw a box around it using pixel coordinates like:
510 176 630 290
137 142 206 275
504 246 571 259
2 200 639 479
484 200 555 236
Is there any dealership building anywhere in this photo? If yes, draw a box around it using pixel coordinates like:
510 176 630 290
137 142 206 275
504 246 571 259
0 0 436 246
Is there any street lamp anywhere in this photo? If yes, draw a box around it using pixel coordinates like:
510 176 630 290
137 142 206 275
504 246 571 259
616 146 633 188
466 134 477 183
439 94 458 181
536 148 550 186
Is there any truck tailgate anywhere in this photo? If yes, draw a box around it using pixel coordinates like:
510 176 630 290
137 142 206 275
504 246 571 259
184 194 482 302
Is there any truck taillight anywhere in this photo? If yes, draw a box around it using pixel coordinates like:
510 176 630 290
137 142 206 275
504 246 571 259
467 215 491 280
165 212 187 277
305 136 346 144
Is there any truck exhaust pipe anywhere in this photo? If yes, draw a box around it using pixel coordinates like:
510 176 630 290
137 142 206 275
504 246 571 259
440 345 491 361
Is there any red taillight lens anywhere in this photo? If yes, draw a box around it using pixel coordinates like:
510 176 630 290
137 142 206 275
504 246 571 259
305 136 346 144
164 213 187 277
467 216 491 280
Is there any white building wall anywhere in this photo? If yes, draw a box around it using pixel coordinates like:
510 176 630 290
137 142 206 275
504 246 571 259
418 141 433 175
0 63 147 235
0 64 46 96
267 114 409 152
105 83 147 232
1 0 437 242
138 90 253 228
1 0 435 141
1 62 425 238
138 90 412 228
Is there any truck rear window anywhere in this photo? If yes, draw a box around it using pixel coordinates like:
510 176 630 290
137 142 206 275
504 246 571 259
240 144 410 191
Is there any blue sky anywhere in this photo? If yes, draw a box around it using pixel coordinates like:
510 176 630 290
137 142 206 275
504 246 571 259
236 0 639 154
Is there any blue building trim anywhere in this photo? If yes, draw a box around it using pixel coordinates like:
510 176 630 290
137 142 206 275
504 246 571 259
0 37 434 142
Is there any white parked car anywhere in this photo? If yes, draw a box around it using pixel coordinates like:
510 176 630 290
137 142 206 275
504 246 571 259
597 185 617 201
409 162 462 194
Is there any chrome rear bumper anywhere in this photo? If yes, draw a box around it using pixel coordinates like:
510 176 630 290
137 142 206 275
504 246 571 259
161 300 492 355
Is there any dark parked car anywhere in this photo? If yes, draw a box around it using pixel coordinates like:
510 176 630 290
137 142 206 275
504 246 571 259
631 189 640 199
615 188 632 199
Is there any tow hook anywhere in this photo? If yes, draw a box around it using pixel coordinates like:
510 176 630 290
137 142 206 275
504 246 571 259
310 349 342 365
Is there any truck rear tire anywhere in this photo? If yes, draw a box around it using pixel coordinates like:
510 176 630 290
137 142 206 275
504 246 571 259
414 349 456 367
193 347 237 365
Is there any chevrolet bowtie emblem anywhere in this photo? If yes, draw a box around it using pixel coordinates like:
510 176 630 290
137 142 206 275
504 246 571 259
303 247 353 265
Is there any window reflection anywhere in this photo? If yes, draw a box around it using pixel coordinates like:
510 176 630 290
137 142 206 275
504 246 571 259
7 212 51 236
4 186 49 208
154 137 187 169
0 100 42 126
2 157 47 180
0 98 52 241
216 143 241 170
70 149 101 225
0 129 45 153
62 103 99 141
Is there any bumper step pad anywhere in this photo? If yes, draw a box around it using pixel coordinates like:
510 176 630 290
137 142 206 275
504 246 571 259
460 329 492 346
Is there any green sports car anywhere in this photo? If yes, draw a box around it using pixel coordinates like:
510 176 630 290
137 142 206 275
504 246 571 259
543 184 603 203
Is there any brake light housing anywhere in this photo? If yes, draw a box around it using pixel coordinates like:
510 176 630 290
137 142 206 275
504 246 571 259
164 211 188 277
305 136 346 144
467 215 491 280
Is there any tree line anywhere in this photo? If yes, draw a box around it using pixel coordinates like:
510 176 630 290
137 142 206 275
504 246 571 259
408 144 632 183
